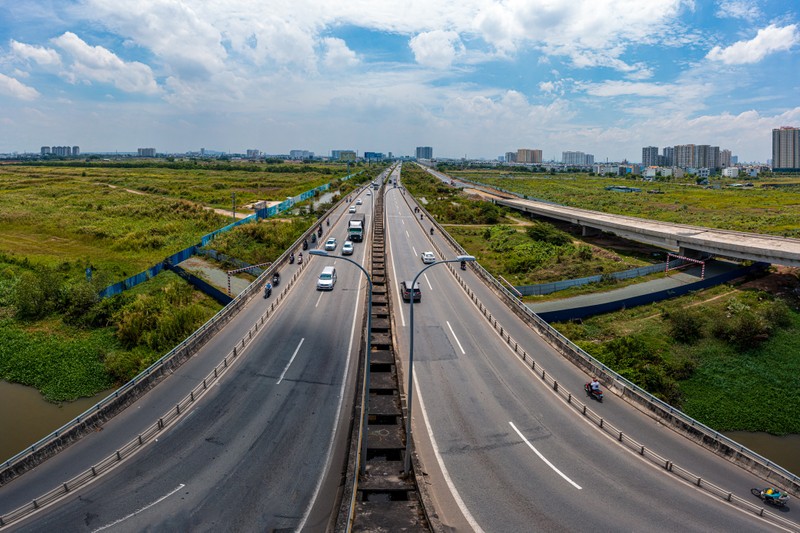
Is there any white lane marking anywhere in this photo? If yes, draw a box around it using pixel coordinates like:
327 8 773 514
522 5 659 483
402 219 405 225
446 321 466 355
92 484 186 532
415 369 486 533
315 292 323 308
297 244 362 531
405 230 410 239
276 338 305 384
508 421 582 490
412 246 418 256
423 273 433 290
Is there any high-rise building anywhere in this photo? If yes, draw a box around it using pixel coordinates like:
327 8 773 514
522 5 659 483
72 146 80 156
289 150 314 160
516 148 542 164
719 149 732 168
772 127 800 171
642 146 659 167
41 146 51 156
562 151 594 166
505 151 517 163
51 146 72 156
693 145 720 170
138 148 156 157
662 146 674 167
674 144 695 168
246 149 260 159
415 146 433 159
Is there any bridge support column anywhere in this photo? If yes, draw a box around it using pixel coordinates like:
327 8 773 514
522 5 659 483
581 225 601 237
678 247 706 260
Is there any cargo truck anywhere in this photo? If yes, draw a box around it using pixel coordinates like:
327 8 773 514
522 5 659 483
348 213 366 242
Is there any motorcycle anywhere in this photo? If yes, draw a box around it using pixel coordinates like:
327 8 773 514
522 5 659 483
289 253 295 264
430 227 434 236
317 226 323 237
263 284 272 299
310 233 316 244
297 253 303 265
272 273 280 287
326 219 330 227
584 383 604 402
460 261 467 271
420 214 424 220
751 488 790 507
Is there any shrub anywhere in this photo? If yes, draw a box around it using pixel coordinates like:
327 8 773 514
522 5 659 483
666 306 706 343
525 222 571 246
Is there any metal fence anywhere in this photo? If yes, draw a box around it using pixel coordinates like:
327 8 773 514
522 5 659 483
515 259 685 296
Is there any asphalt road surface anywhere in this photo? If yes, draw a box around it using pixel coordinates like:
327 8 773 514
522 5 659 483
384 179 796 532
0 182 380 532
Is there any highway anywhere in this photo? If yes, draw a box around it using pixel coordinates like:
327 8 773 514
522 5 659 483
0 184 379 531
384 179 796 531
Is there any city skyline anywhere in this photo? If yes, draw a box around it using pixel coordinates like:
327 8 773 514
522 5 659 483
1 1 798 161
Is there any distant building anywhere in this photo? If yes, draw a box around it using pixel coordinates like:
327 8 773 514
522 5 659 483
722 167 739 178
674 144 695 168
719 149 731 168
289 150 314 160
693 145 720 170
562 151 594 166
772 126 800 171
246 149 260 159
364 151 385 161
642 146 659 167
51 146 72 156
72 146 80 156
41 146 51 156
505 151 517 163
662 146 674 167
731 155 738 165
516 148 542 164
415 146 433 160
137 148 156 157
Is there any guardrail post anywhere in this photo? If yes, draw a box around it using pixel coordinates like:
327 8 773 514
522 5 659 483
176 404 181 415
599 418 604 428
158 418 164 429
214 368 218 377
553 381 558 392
116 450 122 461
191 391 195 401
63 482 69 492
138 435 143 445
618 431 623 441
203 379 207 389
727 492 732 502
567 393 571 403
91 466 97 476
224 357 228 368
32 499 38 509
696 476 701 486
233 346 237 357
640 445 645 455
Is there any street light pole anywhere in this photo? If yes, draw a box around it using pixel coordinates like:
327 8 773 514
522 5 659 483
404 254 475 476
308 249 373 476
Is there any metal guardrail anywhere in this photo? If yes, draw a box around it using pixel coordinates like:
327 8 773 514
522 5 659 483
0 259 308 529
399 185 800 496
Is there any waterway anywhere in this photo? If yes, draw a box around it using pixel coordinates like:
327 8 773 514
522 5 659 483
724 431 800 478
0 381 116 462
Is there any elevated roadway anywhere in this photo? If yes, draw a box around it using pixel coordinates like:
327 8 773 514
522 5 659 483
385 178 798 531
0 183 380 531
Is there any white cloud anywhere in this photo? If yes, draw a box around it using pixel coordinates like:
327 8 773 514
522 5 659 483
715 0 761 19
0 73 40 100
51 32 160 94
409 30 464 69
707 24 800 64
321 38 359 69
10 40 61 67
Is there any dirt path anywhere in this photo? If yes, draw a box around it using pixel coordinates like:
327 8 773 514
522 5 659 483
97 183 253 219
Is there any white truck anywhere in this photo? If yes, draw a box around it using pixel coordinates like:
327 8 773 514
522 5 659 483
348 213 366 242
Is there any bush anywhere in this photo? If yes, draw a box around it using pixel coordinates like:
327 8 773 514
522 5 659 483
666 306 706 343
525 222 571 246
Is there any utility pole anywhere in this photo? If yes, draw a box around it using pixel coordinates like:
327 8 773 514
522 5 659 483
231 192 236 222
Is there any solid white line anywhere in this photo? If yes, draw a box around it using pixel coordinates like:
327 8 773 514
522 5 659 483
446 321 466 355
415 369 486 533
297 236 363 531
423 273 433 290
92 484 186 532
314 292 323 308
412 246 418 256
508 421 582 490
386 223 406 327
406 230 410 238
276 338 305 384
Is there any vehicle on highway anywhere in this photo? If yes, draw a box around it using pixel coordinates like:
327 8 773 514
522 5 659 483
324 237 337 251
317 266 337 290
349 206 356 213
342 241 354 255
585 381 603 402
366 191 371 196
752 487 790 507
400 280 421 302
421 251 436 264
356 198 362 205
348 213 366 242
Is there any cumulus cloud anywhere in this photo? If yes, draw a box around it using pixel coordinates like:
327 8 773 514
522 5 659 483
0 72 40 100
321 38 359 69
707 24 800 64
51 32 160 94
409 30 464 69
10 40 61 67
715 0 761 19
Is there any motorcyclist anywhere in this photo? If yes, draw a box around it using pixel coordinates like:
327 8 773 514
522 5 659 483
326 218 330 226
264 282 272 297
590 377 601 393
763 488 784 500
460 260 466 270
298 252 303 264
430 227 434 236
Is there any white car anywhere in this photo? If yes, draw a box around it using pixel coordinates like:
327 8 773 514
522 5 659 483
356 198 363 205
342 241 354 255
366 191 371 196
349 206 356 213
324 237 337 251
421 251 436 264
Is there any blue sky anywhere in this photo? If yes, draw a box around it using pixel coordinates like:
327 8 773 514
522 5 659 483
0 0 798 162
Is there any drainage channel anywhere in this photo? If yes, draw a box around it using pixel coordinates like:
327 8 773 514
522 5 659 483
339 176 431 531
